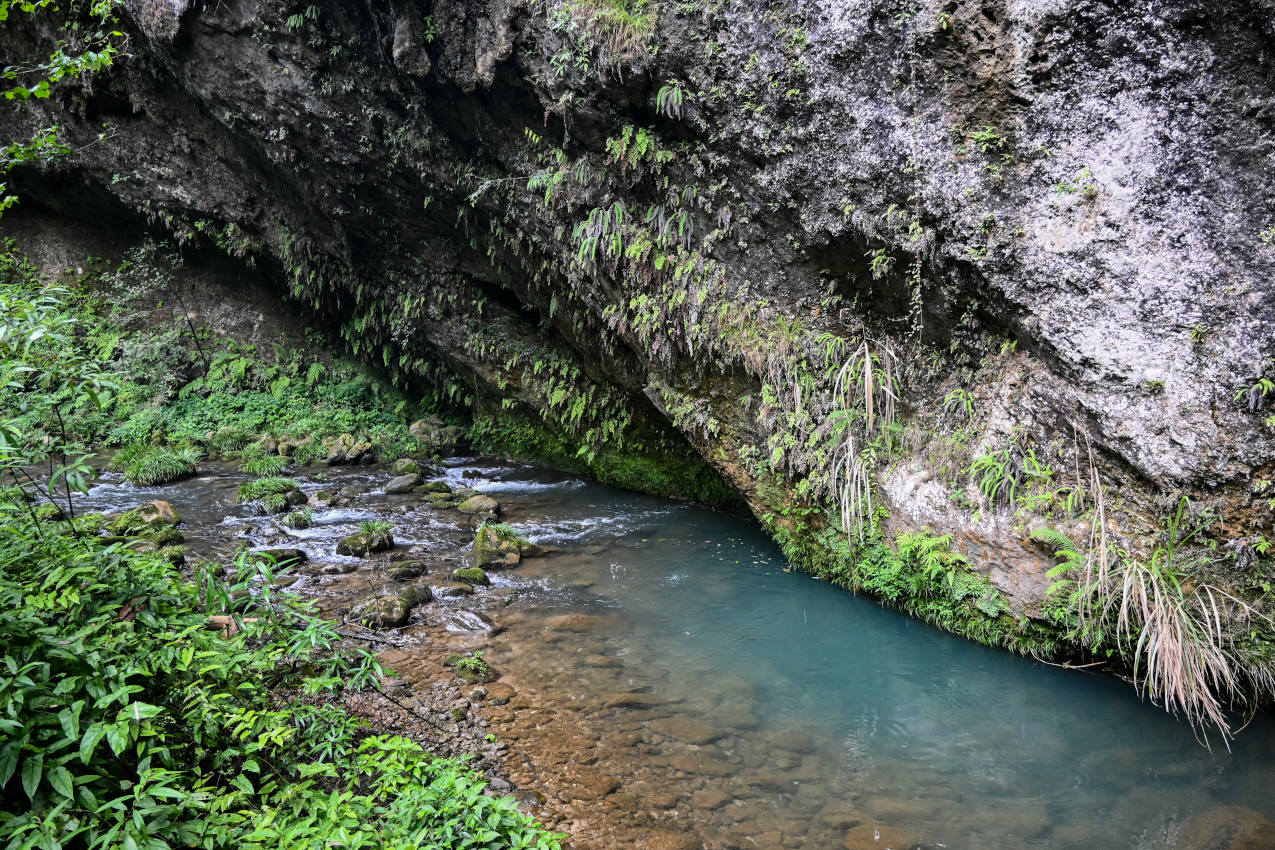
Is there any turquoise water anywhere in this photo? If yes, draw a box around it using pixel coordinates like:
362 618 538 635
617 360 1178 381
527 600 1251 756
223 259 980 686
488 466 1275 849
76 457 1275 848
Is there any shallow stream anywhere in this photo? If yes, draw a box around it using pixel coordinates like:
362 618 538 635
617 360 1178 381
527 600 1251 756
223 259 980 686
77 457 1275 849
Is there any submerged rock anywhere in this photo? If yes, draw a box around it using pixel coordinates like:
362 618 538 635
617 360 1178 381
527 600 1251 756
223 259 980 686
649 717 724 746
442 610 501 634
602 692 665 709
431 582 475 598
842 822 918 850
1179 805 1275 850
386 559 428 580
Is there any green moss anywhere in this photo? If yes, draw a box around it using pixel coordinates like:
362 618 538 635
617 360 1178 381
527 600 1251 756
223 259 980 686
453 567 489 585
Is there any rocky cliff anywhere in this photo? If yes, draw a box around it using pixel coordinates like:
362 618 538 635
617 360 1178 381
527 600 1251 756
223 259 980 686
5 0 1275 716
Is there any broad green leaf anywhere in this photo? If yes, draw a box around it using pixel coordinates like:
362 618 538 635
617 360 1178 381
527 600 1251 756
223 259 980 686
48 765 72 798
21 752 42 799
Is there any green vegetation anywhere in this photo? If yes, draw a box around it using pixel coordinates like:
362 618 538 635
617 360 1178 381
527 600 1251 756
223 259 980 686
761 496 1058 655
445 651 495 684
0 507 562 849
237 476 300 514
109 444 202 486
468 412 740 508
1036 499 1275 742
239 444 291 476
280 506 314 529
0 258 562 848
0 246 427 471
359 519 395 535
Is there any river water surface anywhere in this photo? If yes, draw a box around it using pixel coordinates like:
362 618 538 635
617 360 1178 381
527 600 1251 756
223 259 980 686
78 457 1275 850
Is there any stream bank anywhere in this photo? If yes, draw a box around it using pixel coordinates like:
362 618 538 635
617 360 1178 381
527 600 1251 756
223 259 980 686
75 454 1275 850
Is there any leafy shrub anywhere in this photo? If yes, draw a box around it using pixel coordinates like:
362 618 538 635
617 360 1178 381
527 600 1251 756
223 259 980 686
206 426 254 455
359 519 394 534
0 513 563 849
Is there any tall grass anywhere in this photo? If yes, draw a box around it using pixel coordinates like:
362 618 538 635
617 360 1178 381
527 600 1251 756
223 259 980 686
1040 492 1275 745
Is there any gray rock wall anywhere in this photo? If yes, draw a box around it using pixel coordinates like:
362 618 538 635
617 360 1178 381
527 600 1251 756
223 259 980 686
4 0 1274 630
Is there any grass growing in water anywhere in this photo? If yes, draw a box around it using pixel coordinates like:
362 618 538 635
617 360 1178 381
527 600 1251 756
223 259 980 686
281 506 315 529
110 444 202 485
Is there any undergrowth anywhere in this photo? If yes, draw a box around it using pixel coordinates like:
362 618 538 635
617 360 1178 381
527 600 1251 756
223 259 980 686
0 496 563 849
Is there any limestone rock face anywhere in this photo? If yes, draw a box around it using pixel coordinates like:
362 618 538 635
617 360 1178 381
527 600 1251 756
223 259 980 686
9 0 1275 655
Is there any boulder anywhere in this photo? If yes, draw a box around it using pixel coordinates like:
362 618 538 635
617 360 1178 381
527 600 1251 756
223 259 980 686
431 582 475 598
408 417 444 439
457 494 499 516
143 527 184 546
391 458 421 476
112 500 181 533
350 583 432 628
350 595 410 629
416 480 453 494
384 473 422 493
335 530 394 556
473 522 543 567
387 559 428 580
452 566 489 585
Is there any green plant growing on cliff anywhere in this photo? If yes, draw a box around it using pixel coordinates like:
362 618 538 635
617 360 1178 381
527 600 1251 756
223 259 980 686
656 82 686 119
820 338 899 539
943 388 975 421
1 0 126 216
1235 376 1274 412
1038 501 1275 743
552 0 655 70
286 3 318 31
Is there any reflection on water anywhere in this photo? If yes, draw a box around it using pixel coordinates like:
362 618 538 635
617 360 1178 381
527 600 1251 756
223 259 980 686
75 457 1275 849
